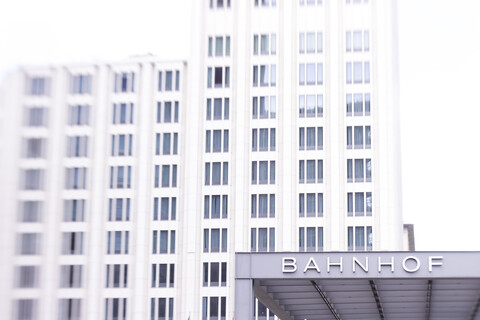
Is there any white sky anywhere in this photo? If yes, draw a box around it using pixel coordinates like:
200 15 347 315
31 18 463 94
1 0 479 251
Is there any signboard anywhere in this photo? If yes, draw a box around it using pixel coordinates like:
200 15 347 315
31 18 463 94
236 251 480 279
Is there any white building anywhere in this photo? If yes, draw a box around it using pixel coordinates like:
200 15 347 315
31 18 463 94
0 0 403 319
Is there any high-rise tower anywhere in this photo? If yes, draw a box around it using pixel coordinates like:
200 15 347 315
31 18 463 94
0 0 402 319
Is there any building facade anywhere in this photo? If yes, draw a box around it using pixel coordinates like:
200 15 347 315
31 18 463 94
0 0 402 319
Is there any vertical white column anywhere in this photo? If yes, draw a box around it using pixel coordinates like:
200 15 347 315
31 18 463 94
281 0 295 252
181 0 205 318
86 64 109 319
232 0 246 318
132 61 154 319
325 0 343 251
43 66 66 320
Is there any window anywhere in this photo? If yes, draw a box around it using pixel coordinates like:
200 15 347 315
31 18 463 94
111 134 132 156
158 71 163 91
298 94 323 118
110 166 132 189
150 298 174 320
253 33 277 55
114 72 135 93
299 126 323 149
18 233 40 255
260 34 269 54
252 96 276 119
250 228 275 252
207 68 213 88
299 159 323 183
154 164 177 188
252 65 276 87
66 136 88 157
61 232 84 255
105 264 128 288
348 226 373 251
22 169 44 190
346 30 370 52
106 231 129 254
251 161 275 184
299 63 323 85
165 71 173 91
347 125 371 149
346 62 354 85
108 198 131 221
346 93 371 116
15 299 37 320
68 105 90 125
112 103 134 124
210 0 231 8
19 200 42 222
152 230 176 254
16 265 39 288
260 65 268 86
215 36 223 56
251 194 275 218
254 0 277 6
205 129 229 153
70 74 92 94
203 262 227 287
204 195 228 219
346 61 370 84
105 298 127 320
28 77 48 96
156 132 179 155
299 0 323 5
151 263 175 288
364 61 370 83
175 70 180 90
208 66 230 88
226 36 231 56
204 162 228 185
65 167 87 189
252 128 275 151
206 97 229 121
153 197 177 221
299 227 324 251
59 298 81 320
299 193 324 217
203 228 228 253
63 199 86 222
347 158 372 183
299 31 323 53
271 64 277 86
353 62 362 83
156 101 180 123
347 192 372 216
23 138 46 158
60 265 83 288
353 31 363 52
25 107 48 127
202 296 227 320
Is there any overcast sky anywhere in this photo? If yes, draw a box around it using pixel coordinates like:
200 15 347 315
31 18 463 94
1 0 479 251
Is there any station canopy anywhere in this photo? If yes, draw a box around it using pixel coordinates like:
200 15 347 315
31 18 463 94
235 252 480 320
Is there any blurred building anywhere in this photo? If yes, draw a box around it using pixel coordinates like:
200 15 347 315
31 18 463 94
0 0 403 319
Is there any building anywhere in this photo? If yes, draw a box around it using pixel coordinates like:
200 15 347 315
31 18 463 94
0 0 406 319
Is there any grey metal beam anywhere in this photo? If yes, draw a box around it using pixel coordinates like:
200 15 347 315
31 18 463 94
369 280 385 320
253 280 293 320
310 280 341 320
425 280 432 320
468 292 480 320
